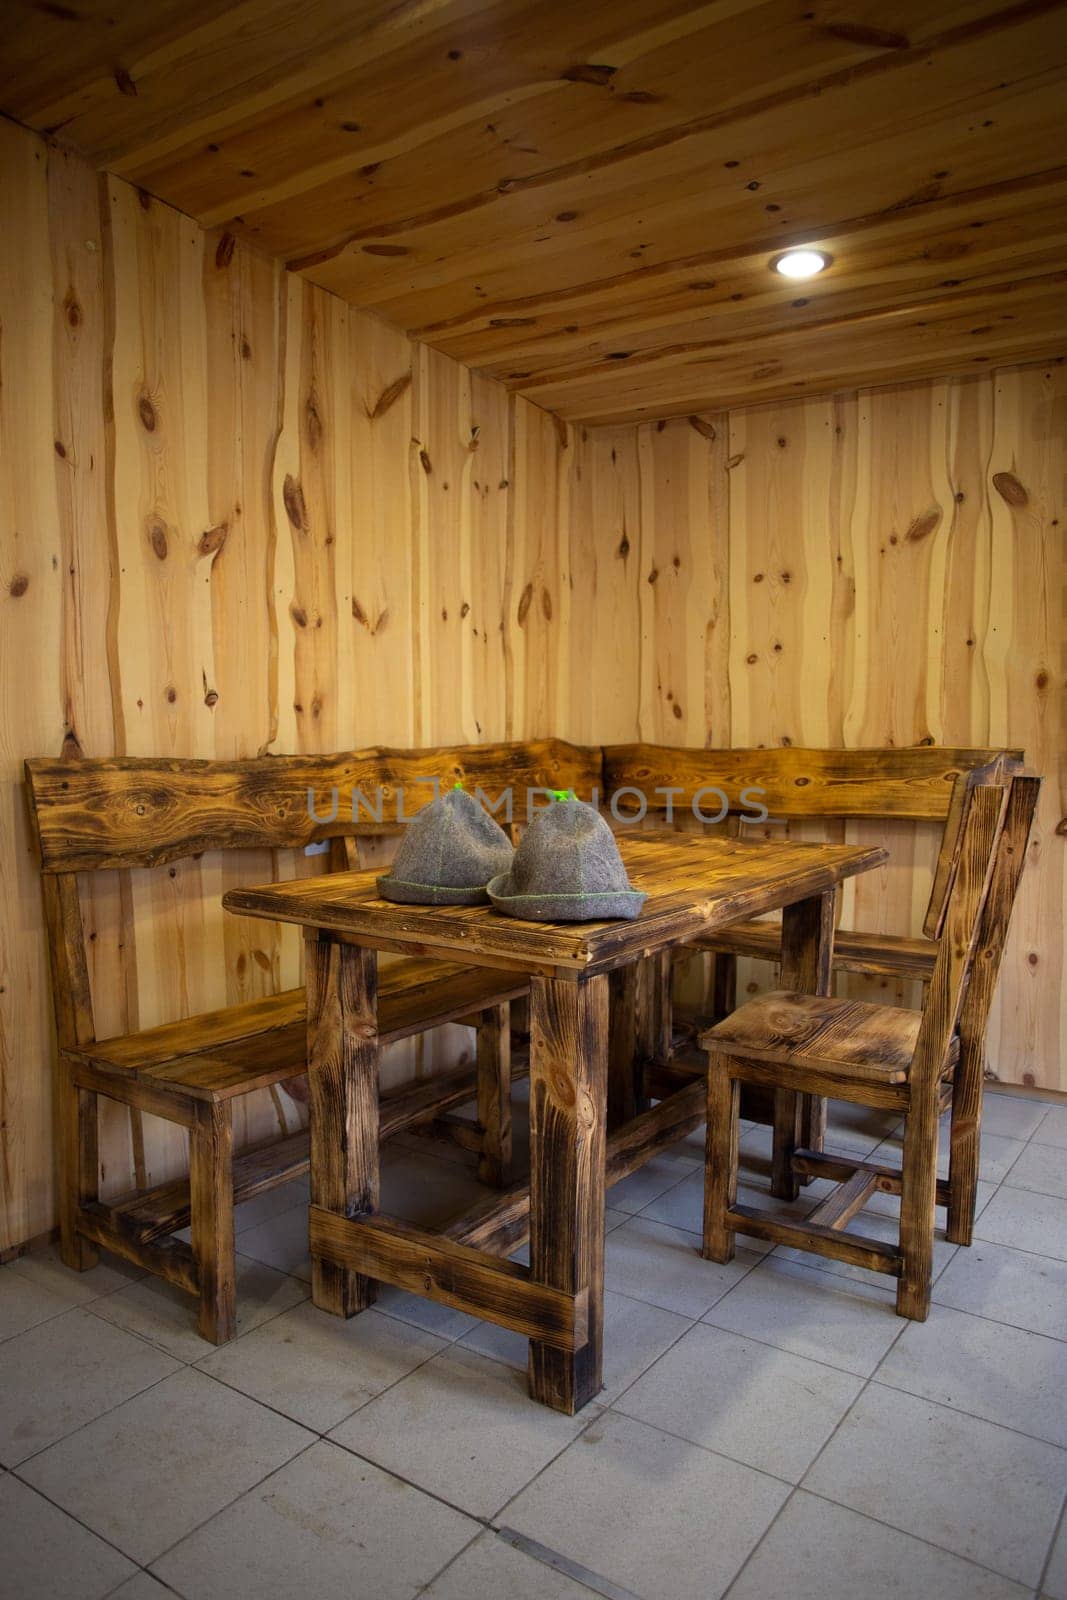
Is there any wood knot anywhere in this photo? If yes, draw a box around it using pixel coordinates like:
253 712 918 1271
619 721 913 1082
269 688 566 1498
906 507 942 542
8 573 29 598
992 471 1028 507
138 392 158 432
367 371 411 419
420 448 432 474
283 474 308 531
362 243 409 257
114 66 138 96
688 415 716 441
215 233 236 269
198 523 229 558
562 63 617 86
517 582 534 625
147 521 168 560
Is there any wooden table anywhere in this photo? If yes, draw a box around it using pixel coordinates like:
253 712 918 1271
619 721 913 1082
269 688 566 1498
223 832 885 1413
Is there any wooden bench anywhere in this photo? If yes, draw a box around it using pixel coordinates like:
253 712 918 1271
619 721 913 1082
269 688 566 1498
25 739 601 1342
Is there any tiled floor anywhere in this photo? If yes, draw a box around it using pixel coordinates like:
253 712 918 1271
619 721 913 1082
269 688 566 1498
2 1088 1066 1600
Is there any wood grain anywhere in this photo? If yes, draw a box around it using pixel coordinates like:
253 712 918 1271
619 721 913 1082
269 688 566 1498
4 1 1063 418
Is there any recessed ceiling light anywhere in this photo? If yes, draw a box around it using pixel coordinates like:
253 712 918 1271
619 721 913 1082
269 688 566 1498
772 249 831 279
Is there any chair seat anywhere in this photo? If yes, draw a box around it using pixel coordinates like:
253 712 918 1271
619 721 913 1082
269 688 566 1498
72 957 528 1101
702 990 957 1086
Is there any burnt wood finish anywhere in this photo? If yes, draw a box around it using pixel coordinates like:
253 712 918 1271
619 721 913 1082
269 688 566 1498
5 3 1065 420
305 934 380 1317
476 1002 512 1187
528 974 609 1412
309 1206 589 1350
773 888 836 1198
223 833 886 979
25 740 601 871
235 828 880 1411
701 776 1036 1321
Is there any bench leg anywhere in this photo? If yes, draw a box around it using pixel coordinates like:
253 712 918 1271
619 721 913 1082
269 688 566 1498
476 1002 512 1187
190 1100 236 1344
703 1057 739 1264
58 1058 99 1271
712 951 737 1023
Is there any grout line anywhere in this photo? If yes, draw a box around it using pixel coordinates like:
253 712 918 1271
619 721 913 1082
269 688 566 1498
864 1373 1067 1457
1034 1491 1067 1600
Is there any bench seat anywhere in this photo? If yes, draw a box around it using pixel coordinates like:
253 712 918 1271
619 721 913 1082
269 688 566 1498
686 921 937 982
71 957 529 1102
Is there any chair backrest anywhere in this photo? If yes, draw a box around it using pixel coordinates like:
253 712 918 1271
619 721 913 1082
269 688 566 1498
910 772 1040 1089
601 742 1022 939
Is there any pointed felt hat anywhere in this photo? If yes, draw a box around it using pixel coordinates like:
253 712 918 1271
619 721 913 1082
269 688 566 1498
377 786 513 905
487 797 647 922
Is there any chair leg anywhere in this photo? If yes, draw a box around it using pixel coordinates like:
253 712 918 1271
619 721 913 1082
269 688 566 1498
703 1054 740 1263
896 1089 940 1321
190 1100 236 1344
57 1058 99 1271
476 1002 512 1187
945 1034 984 1246
771 1087 802 1201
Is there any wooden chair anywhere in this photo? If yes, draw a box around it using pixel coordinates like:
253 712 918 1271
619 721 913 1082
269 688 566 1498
700 771 1040 1319
24 750 570 1343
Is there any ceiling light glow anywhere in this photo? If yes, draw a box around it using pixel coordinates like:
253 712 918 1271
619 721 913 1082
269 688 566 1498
773 249 831 279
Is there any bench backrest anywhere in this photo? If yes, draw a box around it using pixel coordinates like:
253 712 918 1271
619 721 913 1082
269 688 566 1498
25 739 603 872
24 738 602 1051
601 742 1023 940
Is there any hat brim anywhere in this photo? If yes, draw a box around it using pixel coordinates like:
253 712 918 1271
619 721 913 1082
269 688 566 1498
376 874 492 906
486 874 647 923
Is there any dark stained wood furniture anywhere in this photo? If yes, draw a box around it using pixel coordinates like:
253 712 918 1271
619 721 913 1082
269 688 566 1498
223 830 886 1413
701 771 1040 1318
25 742 605 1342
604 742 1023 1161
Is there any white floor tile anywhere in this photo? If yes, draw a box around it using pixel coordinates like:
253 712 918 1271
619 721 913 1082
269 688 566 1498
329 1345 589 1518
981 1094 1052 1141
234 1176 310 1234
374 1281 480 1340
20 1367 313 1564
975 1187 1067 1262
379 1151 487 1230
876 1304 1067 1446
773 1205 958 1287
803 1383 1067 1586
505 1409 788 1600
424 1529 596 1599
640 1166 829 1238
607 1151 696 1214
605 1215 760 1317
7 1242 145 1305
728 1490 1030 1600
702 1257 902 1376
89 1253 308 1362
197 1301 445 1431
0 1472 137 1598
615 1322 862 1482
460 1288 692 1404
933 1239 1067 1340
237 1203 311 1281
1004 1142 1067 1200
0 1267 79 1344
152 1438 476 1600
1033 1106 1067 1151
0 1307 179 1466
107 1573 178 1600
1045 1508 1067 1600
867 1129 1024 1185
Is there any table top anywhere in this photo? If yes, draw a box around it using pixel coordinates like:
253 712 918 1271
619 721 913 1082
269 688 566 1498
223 832 887 979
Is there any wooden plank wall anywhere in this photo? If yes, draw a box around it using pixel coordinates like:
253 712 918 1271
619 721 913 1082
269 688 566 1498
567 374 1065 1093
0 117 570 1251
1 109 1062 1250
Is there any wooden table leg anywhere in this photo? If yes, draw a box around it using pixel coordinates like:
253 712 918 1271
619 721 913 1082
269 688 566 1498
608 954 670 1129
528 972 609 1414
305 931 379 1316
774 889 837 1197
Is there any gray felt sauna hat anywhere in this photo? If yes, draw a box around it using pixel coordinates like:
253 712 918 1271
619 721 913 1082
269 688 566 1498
488 798 647 922
377 787 513 905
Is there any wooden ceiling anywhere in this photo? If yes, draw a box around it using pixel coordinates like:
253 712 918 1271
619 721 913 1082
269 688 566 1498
4 0 1067 422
